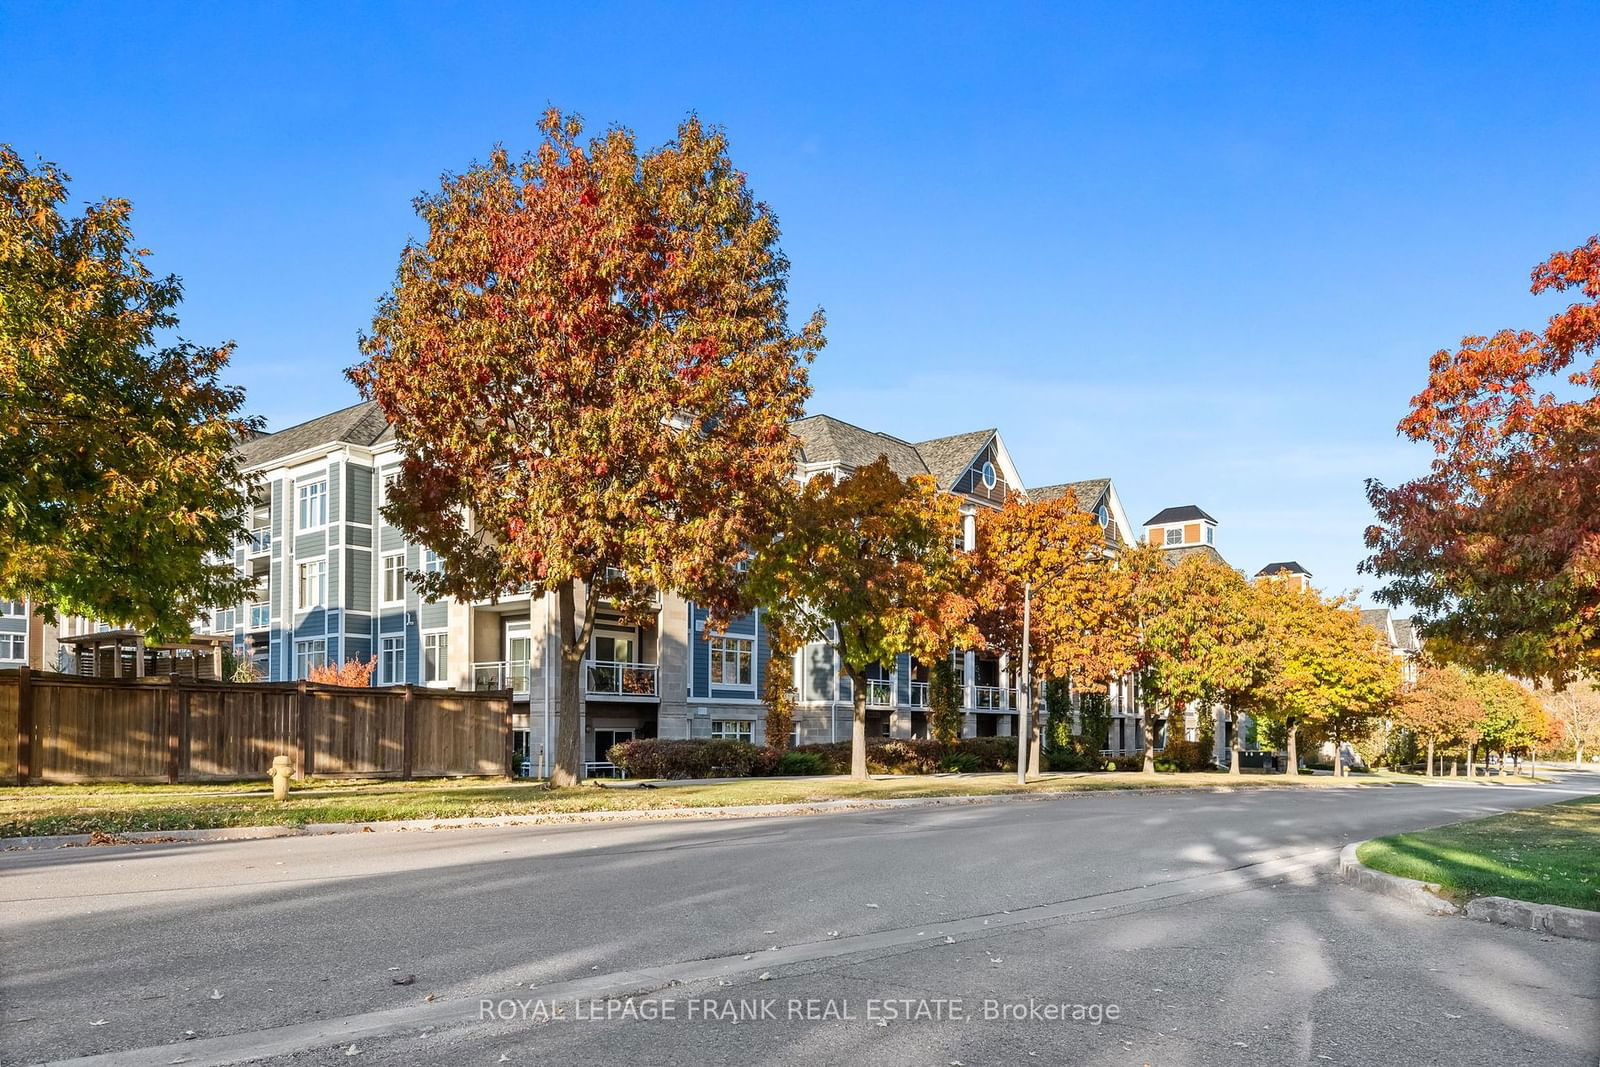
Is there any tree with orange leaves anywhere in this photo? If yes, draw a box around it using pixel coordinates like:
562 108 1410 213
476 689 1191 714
747 459 979 780
308 657 377 688
1365 235 1600 684
350 111 824 786
1391 663 1481 777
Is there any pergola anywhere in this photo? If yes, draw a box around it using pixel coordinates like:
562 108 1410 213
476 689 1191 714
58 630 230 681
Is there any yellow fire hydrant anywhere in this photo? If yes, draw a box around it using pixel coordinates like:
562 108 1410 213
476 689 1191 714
269 755 295 802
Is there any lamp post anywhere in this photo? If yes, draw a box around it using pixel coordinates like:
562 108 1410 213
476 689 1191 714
1016 582 1030 785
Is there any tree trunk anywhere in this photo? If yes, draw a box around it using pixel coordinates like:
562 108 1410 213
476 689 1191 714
550 577 596 788
845 663 868 781
1026 679 1042 777
1466 743 1475 778
1425 736 1435 777
1143 707 1158 774
1228 707 1241 776
1285 717 1299 776
1576 742 1585 766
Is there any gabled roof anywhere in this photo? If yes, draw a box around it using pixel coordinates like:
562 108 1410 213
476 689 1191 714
1359 608 1399 647
1145 505 1217 526
1162 544 1226 566
236 400 391 468
791 415 929 481
1256 561 1310 577
1032 478 1110 513
913 429 998 491
1392 617 1421 652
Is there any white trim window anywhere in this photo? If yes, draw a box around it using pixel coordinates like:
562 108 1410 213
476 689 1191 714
422 631 448 684
0 600 24 617
297 479 328 531
711 719 753 743
709 634 754 687
0 633 24 661
380 636 405 685
294 638 327 679
422 548 443 577
1164 528 1182 546
381 552 407 604
296 558 327 611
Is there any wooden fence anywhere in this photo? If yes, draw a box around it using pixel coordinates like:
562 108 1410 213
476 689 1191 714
0 668 513 784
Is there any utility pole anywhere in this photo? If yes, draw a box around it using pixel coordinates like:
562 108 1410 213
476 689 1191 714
1016 582 1030 785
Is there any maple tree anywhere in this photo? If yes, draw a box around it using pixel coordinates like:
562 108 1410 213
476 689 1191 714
973 493 1128 773
746 459 978 780
0 146 258 640
350 111 824 785
927 656 963 744
1364 235 1600 684
1135 554 1269 775
1541 677 1600 764
762 619 796 752
1253 581 1400 776
1391 663 1481 776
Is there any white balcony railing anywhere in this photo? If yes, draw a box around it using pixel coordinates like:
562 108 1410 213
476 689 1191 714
866 678 894 708
472 660 531 697
585 660 658 698
973 685 1010 710
908 681 930 708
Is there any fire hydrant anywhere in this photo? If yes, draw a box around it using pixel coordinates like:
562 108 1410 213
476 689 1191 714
269 755 295 802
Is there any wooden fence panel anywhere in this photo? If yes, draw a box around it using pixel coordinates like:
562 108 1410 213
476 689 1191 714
0 675 17 781
412 692 507 777
311 688 406 776
187 685 302 779
34 677 167 781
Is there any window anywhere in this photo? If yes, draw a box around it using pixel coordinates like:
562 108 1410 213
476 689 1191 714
950 652 966 688
0 600 24 617
422 549 443 577
294 638 327 679
423 632 448 684
213 608 235 633
980 461 997 490
296 559 327 610
709 634 753 686
1165 528 1182 546
297 479 327 530
1205 526 1214 544
0 633 23 660
380 636 405 685
1096 505 1109 529
382 553 406 603
711 719 753 743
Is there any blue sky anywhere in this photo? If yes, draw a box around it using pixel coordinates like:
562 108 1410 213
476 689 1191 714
5 1 1597 603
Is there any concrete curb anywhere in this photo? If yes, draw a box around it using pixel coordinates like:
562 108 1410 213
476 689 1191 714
1463 895 1600 941
1337 842 1458 915
1339 841 1600 940
1 780 1368 851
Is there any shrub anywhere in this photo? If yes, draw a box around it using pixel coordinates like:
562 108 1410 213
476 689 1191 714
1044 740 1102 772
938 751 981 773
1157 738 1213 773
1107 755 1144 772
607 738 778 779
775 750 828 776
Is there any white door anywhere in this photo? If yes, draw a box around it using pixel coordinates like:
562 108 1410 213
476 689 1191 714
505 620 531 696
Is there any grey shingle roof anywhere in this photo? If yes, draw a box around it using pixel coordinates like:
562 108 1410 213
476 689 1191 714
1145 505 1217 526
236 400 390 468
791 415 929 481
912 429 997 491
1256 561 1310 577
1392 617 1420 651
1032 478 1110 513
1163 545 1226 566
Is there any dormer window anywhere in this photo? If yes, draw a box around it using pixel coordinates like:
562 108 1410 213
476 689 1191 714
980 461 997 490
1165 528 1182 546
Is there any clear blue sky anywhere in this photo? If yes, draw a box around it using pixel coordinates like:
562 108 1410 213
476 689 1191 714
5 1 1597 602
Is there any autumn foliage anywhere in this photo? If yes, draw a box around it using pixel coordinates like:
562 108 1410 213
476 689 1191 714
308 657 378 688
1365 235 1600 683
350 111 823 784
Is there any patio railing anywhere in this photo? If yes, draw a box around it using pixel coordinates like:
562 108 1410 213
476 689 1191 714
585 660 658 697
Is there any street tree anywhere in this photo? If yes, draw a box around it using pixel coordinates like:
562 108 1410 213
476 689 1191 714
351 111 824 785
1541 678 1600 765
1364 235 1600 684
1392 663 1482 776
973 493 1125 774
0 146 258 639
747 459 978 780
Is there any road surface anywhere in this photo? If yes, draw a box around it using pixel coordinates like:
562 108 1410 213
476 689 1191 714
2 774 1596 1066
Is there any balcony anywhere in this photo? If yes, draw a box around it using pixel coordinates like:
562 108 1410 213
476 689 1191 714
247 528 271 554
585 660 658 698
472 660 531 698
973 685 1010 710
908 681 929 708
866 678 894 708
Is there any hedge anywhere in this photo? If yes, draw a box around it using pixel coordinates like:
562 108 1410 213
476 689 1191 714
606 736 1020 779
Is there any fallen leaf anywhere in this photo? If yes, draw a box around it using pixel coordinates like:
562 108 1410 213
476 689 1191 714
391 975 415 986
345 1045 361 1056
757 972 772 981
208 989 223 1000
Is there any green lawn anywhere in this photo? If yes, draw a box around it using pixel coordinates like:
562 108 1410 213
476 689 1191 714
0 770 1396 839
1357 796 1600 911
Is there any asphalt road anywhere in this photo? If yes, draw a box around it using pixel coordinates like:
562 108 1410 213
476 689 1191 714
2 774 1597 1066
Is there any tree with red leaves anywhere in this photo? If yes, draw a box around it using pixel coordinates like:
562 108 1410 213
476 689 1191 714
1365 235 1600 684
350 111 824 786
